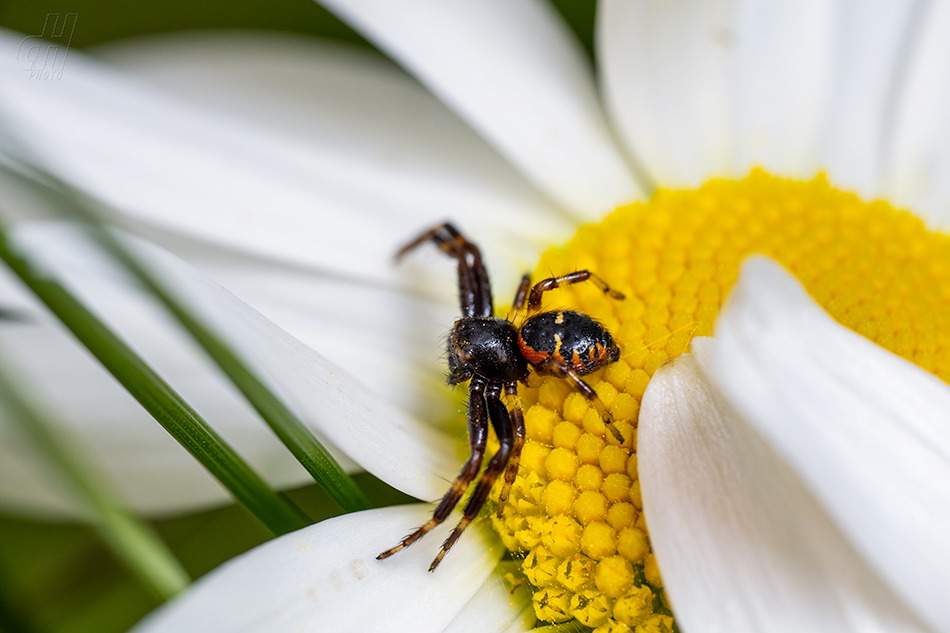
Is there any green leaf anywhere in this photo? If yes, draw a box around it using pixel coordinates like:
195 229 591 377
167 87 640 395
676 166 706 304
0 220 310 536
0 366 190 601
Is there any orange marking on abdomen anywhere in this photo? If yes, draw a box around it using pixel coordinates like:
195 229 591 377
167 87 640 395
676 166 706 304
570 349 581 369
519 341 550 365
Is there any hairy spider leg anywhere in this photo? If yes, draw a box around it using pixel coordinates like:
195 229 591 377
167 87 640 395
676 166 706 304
507 273 533 325
377 376 490 562
533 355 626 445
396 222 493 318
429 382 516 571
494 382 526 517
526 270 625 313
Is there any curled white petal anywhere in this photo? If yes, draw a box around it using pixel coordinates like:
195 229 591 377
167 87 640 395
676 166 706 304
318 0 641 215
133 504 506 633
441 564 536 633
709 256 950 633
150 239 460 426
640 350 928 632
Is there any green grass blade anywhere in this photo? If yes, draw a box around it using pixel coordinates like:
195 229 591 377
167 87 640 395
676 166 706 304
0 365 190 601
0 160 367 512
0 222 310 536
88 228 369 513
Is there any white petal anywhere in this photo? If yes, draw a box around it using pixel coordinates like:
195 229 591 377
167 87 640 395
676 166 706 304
0 372 89 518
730 0 835 178
133 504 506 633
640 351 929 633
598 0 736 187
0 259 320 518
441 564 536 633
8 223 462 511
123 232 463 502
599 0 923 194
883 0 950 229
0 29 564 295
709 256 950 633
818 0 921 199
145 233 461 425
317 0 641 215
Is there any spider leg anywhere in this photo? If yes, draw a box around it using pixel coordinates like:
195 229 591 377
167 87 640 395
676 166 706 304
495 382 525 517
395 222 493 318
377 377 489 562
506 273 532 325
511 274 532 311
527 270 625 312
534 357 626 444
429 382 515 571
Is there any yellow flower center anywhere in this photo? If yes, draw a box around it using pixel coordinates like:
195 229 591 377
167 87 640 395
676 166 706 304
491 169 950 631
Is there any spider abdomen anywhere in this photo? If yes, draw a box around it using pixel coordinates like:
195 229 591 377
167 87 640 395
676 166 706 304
518 310 620 375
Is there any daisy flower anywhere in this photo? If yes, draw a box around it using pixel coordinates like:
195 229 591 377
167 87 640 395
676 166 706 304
1 1 950 632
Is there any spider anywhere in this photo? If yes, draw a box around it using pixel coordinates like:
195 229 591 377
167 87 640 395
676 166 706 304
377 223 625 571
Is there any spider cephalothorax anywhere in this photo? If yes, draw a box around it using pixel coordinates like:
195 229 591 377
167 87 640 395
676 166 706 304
378 223 624 571
447 317 528 386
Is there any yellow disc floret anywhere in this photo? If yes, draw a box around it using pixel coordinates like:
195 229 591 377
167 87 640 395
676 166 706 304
542 515 582 557
613 584 655 627
581 521 618 559
532 586 572 623
490 170 950 626
557 553 597 591
618 527 650 563
541 478 575 511
545 447 579 482
571 589 613 627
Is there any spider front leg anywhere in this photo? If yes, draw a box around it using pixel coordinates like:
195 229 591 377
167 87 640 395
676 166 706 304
396 222 493 318
511 274 532 312
534 356 626 444
526 270 625 313
377 377 489 563
429 382 516 571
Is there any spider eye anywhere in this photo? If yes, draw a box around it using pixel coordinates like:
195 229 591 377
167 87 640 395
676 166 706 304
456 344 473 363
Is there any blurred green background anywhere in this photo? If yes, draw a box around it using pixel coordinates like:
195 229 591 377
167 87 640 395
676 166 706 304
0 1 597 631
0 0 596 58
0 476 414 633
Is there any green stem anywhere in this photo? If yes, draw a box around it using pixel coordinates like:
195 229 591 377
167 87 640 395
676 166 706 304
0 223 310 536
0 366 189 601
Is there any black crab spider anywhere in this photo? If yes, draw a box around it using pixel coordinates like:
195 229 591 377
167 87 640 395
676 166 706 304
378 223 625 571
